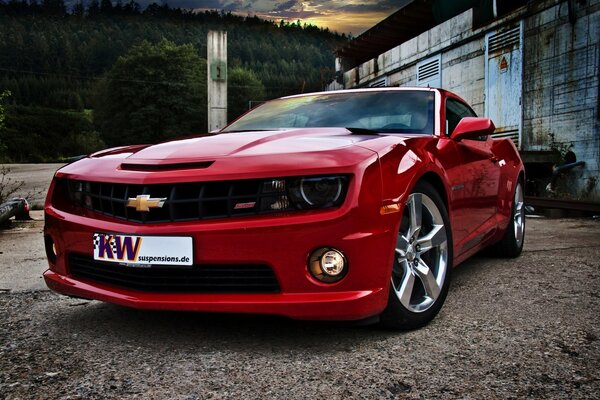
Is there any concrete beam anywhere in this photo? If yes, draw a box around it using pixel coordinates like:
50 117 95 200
207 31 227 132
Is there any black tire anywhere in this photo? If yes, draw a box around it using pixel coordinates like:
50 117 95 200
489 181 525 258
380 181 453 330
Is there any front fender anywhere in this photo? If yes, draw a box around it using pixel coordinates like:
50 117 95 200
368 137 452 209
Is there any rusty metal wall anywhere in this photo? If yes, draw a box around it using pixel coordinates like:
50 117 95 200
485 22 523 148
522 0 600 200
330 0 599 201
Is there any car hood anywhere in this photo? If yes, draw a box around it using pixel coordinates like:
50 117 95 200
57 128 395 183
125 128 376 160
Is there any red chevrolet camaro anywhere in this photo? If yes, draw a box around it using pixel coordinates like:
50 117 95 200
43 88 525 329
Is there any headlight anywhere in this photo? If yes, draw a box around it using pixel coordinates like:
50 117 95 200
259 175 349 212
288 175 347 209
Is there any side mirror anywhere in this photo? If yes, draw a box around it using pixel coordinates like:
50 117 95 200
450 117 495 141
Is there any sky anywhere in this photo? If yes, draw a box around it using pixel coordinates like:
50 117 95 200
135 0 401 35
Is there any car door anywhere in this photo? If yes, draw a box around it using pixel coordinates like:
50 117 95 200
444 98 500 254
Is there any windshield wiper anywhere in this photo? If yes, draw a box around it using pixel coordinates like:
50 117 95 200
345 127 380 135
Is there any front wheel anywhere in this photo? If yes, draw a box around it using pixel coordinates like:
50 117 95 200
380 181 453 330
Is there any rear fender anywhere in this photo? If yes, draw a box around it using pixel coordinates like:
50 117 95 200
491 138 525 221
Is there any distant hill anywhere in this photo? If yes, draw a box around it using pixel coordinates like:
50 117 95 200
0 2 347 161
0 3 347 109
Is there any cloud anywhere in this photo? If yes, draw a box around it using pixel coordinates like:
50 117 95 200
222 0 245 11
67 0 404 13
63 0 397 35
167 0 225 9
274 0 299 12
331 0 405 13
267 10 323 19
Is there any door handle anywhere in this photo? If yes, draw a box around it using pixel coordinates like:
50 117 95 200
489 156 499 163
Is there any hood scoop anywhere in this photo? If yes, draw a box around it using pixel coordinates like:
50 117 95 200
120 161 215 171
345 127 380 135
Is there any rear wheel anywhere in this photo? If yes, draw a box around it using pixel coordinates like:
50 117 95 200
490 181 525 258
380 181 453 330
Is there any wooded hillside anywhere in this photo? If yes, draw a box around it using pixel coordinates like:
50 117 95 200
0 1 347 161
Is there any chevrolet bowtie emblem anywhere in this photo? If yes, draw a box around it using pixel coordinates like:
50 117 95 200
126 195 166 212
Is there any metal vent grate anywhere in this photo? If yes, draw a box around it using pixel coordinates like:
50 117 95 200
492 130 520 149
487 26 520 52
417 55 441 88
418 60 440 81
370 78 387 87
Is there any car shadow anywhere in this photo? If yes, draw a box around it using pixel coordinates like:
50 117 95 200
44 255 498 352
48 298 410 354
451 250 506 280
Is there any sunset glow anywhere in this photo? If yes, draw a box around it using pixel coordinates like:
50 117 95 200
155 0 399 35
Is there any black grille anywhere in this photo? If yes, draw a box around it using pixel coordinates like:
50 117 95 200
68 254 280 293
71 178 289 223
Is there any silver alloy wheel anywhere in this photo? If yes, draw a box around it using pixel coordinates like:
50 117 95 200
392 193 449 313
513 182 525 248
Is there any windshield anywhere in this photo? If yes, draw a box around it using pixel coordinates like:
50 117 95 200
223 90 435 134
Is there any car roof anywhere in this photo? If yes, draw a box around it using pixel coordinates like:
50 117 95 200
279 87 473 114
281 86 440 100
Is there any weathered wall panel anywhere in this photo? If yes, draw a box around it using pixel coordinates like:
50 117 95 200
441 39 486 115
485 23 523 147
331 0 600 200
522 1 599 199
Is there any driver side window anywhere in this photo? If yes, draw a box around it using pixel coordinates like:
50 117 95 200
446 98 479 138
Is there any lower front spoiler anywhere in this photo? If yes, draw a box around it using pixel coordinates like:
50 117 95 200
44 270 387 321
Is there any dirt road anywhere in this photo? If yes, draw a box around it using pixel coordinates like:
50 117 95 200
1 163 64 208
0 215 599 399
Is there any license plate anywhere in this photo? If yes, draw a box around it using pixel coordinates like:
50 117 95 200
93 233 193 266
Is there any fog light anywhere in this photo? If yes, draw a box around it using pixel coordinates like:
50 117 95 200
321 250 345 276
308 247 347 283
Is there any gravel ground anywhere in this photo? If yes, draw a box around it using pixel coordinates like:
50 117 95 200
0 217 598 399
1 164 64 208
0 211 46 293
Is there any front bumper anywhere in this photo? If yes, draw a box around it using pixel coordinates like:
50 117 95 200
43 154 404 321
44 270 384 320
44 197 399 321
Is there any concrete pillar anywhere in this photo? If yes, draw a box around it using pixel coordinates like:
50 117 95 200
207 31 227 132
334 56 344 86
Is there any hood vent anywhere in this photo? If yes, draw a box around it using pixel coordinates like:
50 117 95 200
121 161 215 171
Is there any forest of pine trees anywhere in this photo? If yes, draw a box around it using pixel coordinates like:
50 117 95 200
0 0 347 161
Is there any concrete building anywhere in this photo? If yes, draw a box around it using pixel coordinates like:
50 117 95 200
328 0 599 202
